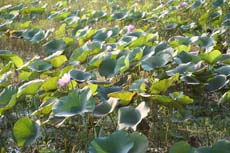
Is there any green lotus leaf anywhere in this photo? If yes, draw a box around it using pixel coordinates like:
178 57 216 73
17 79 44 97
128 47 143 62
205 75 228 92
114 55 130 74
215 65 230 76
222 19 230 27
29 59 52 72
141 53 171 71
128 33 153 48
0 50 23 67
196 37 214 50
151 95 173 103
98 57 116 78
87 52 105 70
200 50 222 64
212 0 225 8
89 130 134 153
218 91 230 104
197 146 212 153
97 86 122 101
70 69 91 83
118 102 149 130
150 74 179 94
0 86 17 115
169 92 193 104
166 62 195 76
93 97 118 117
130 79 146 93
176 51 200 63
13 117 40 147
211 140 230 153
22 28 48 43
52 88 95 117
189 0 203 9
69 47 89 63
0 71 12 88
21 7 45 14
48 55 67 68
93 29 112 42
180 76 200 85
128 132 148 153
40 77 58 91
43 39 66 55
111 11 128 20
0 20 12 31
108 91 136 105
32 98 58 116
169 141 196 153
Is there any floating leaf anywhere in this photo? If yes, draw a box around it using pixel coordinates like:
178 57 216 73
48 55 67 68
169 92 193 104
97 86 122 101
52 88 95 117
130 79 146 93
13 117 40 147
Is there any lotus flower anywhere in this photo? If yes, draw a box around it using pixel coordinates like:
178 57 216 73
58 73 71 87
127 24 135 33
180 2 188 8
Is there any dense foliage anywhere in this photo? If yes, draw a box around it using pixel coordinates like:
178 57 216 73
0 0 230 152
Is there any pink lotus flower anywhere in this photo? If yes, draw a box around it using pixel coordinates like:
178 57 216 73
58 73 71 87
180 2 188 8
127 24 135 33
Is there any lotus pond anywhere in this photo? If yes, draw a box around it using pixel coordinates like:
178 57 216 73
0 0 230 152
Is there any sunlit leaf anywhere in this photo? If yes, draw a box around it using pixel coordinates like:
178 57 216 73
13 117 40 147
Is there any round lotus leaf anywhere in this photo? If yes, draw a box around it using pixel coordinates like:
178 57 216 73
43 39 66 55
52 88 95 117
212 140 230 153
112 11 128 20
129 132 148 153
169 141 196 153
197 36 214 50
93 98 118 117
212 0 225 8
29 59 52 72
166 62 195 76
216 65 230 76
98 58 116 77
70 69 91 83
89 130 134 153
0 86 17 115
205 75 228 92
13 117 40 147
